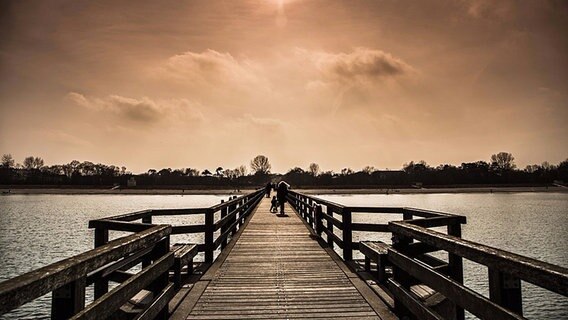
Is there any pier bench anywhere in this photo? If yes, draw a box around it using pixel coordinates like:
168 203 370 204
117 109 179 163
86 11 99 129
360 241 391 283
171 243 198 288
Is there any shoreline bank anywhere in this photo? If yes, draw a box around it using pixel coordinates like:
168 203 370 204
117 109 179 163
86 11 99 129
1 186 566 195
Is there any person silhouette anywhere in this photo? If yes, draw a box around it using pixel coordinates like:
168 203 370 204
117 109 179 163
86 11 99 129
265 182 272 198
276 181 290 215
270 196 278 213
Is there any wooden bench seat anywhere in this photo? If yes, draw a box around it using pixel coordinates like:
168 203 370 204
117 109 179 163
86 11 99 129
360 241 390 283
171 243 198 288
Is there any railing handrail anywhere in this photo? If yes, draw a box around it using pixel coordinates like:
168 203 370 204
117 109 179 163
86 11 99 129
287 190 465 258
288 191 346 212
94 189 263 222
287 189 567 320
0 224 171 314
0 188 265 318
288 190 463 218
89 189 265 262
390 220 568 296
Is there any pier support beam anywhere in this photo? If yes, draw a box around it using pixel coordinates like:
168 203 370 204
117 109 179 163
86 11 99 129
205 209 214 263
342 209 353 261
489 269 523 315
93 228 109 299
52 278 86 319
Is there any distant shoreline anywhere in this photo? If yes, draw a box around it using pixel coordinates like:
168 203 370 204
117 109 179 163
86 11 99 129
301 186 568 194
1 185 566 195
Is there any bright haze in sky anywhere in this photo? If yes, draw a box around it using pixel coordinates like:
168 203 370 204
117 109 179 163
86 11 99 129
1 0 567 173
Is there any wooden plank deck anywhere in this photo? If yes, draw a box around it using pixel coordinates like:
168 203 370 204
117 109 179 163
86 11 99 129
173 197 395 319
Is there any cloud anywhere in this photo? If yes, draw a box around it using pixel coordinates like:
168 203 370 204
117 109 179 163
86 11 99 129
106 95 162 122
463 0 515 20
65 93 204 124
157 49 265 90
290 48 416 114
296 47 413 88
65 92 90 108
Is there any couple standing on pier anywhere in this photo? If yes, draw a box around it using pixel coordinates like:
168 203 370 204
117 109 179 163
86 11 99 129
266 181 290 215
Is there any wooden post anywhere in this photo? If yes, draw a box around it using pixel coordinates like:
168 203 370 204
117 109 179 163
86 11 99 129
238 197 244 226
304 197 308 221
93 228 109 299
231 197 239 236
342 209 353 261
400 209 413 246
326 205 334 248
391 234 413 318
307 198 313 225
220 200 228 250
402 209 412 221
205 209 214 263
141 215 152 268
231 196 240 227
142 215 152 224
448 223 465 320
489 269 523 315
314 205 323 235
149 236 171 320
52 278 86 319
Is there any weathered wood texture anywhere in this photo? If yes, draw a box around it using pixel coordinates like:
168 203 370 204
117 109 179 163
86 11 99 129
0 225 171 315
172 244 199 288
184 198 391 319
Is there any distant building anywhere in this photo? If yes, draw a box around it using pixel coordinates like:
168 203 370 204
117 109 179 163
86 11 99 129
127 177 137 187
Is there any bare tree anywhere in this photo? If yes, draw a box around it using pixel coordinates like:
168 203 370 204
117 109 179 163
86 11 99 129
23 156 33 169
235 165 247 177
308 163 320 176
1 154 15 168
490 152 516 171
223 169 235 179
184 168 200 176
362 166 376 174
69 160 81 176
541 161 555 171
250 155 271 174
33 157 44 169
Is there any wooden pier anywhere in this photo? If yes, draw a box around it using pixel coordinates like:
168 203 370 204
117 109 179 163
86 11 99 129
0 188 567 320
170 197 394 319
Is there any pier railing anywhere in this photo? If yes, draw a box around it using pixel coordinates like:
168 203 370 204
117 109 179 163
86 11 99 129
89 188 264 264
0 189 264 319
0 225 173 319
288 190 568 320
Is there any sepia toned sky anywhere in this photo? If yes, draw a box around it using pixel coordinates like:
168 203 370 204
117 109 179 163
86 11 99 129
1 0 567 173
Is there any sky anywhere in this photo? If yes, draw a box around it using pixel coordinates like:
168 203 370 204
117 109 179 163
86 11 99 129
1 0 567 174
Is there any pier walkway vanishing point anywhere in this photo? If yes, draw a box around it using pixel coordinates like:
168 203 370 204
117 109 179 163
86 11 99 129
171 197 394 319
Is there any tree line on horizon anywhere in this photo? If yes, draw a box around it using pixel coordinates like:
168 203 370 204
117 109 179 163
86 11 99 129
0 153 567 188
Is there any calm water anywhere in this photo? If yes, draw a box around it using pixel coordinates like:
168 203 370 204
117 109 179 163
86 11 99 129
317 192 568 319
0 194 229 319
0 193 567 319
